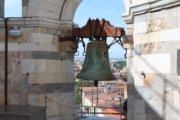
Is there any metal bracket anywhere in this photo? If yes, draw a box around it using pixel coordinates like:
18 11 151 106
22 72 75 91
79 37 86 56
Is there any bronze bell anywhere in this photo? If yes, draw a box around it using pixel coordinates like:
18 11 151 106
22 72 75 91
77 39 116 81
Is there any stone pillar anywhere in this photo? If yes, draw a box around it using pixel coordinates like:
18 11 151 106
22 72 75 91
0 18 78 120
123 34 134 120
122 0 180 120
0 0 4 18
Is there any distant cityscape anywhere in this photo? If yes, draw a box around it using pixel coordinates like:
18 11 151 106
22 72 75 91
74 57 127 119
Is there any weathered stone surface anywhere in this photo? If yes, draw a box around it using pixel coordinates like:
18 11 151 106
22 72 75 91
134 44 141 55
135 99 145 114
127 28 133 35
134 21 148 34
127 95 134 108
177 50 180 75
174 103 180 120
160 28 180 42
135 31 160 44
141 43 162 54
8 94 28 105
22 59 46 73
135 114 146 120
127 108 134 120
46 83 74 93
145 101 159 116
0 0 4 18
135 86 152 100
46 60 61 73
146 115 163 120
134 54 171 73
127 84 134 95
22 0 29 6
134 14 147 23
30 33 57 44
148 18 163 32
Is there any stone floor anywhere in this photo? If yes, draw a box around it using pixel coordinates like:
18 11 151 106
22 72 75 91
79 116 120 120
47 116 120 120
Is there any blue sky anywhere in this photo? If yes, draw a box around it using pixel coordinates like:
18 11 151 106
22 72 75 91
5 0 127 58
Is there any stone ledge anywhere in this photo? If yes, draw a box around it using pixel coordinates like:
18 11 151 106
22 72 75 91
122 0 180 24
0 18 78 29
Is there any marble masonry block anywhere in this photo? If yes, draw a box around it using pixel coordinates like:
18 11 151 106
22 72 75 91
174 89 180 104
164 103 175 120
141 43 162 55
55 73 74 83
10 73 27 83
20 27 34 33
8 94 28 105
135 99 145 114
145 99 164 117
135 86 152 100
127 108 134 120
135 114 146 120
22 7 27 18
176 49 180 75
60 60 74 73
147 10 165 20
160 28 180 42
28 94 46 106
148 18 162 32
0 0 4 18
134 73 157 86
126 49 134 58
146 115 163 120
134 54 171 73
8 33 30 43
127 58 134 73
46 28 61 36
28 73 54 84
134 14 147 23
135 31 160 44
30 33 57 44
45 0 65 7
134 44 141 55
127 28 133 35
22 0 29 6
46 60 61 73
28 93 74 117
33 27 47 33
6 43 47 51
46 44 58 52
127 84 134 95
0 33 4 42
22 59 46 73
134 21 148 34
128 95 134 108
174 103 180 120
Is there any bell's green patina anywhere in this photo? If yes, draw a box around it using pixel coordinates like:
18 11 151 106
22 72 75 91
77 40 116 81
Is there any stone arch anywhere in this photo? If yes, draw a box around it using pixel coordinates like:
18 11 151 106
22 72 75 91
22 0 82 21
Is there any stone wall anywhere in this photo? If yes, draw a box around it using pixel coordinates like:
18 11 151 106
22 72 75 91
0 0 4 18
0 18 78 120
122 0 180 120
134 6 180 120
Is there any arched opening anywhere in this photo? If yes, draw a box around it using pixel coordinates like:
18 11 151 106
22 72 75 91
73 0 128 119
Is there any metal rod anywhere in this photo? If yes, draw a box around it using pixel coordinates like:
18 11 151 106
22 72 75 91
92 84 94 116
5 18 9 105
96 81 99 106
81 79 82 117
78 112 121 114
